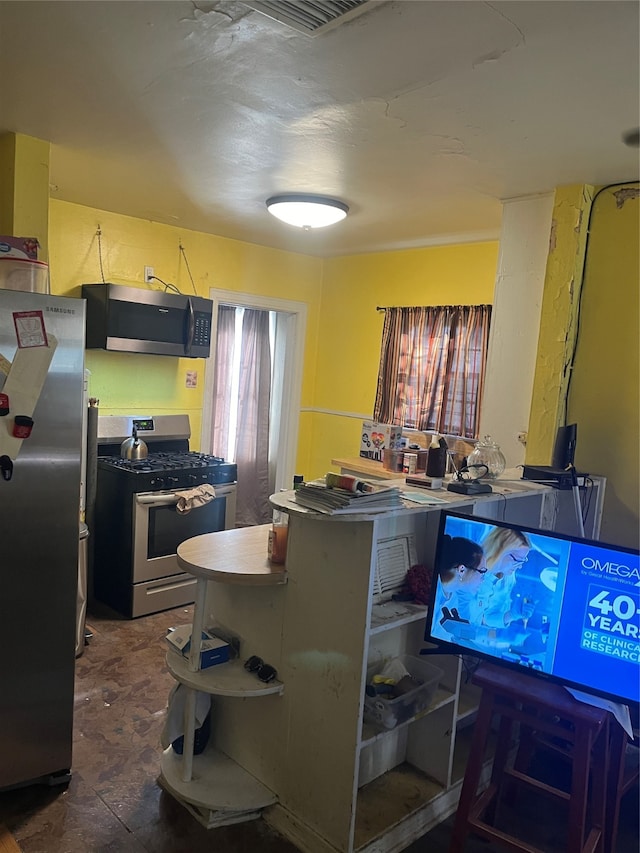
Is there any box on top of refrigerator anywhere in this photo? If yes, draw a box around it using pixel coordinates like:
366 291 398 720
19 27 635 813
360 421 403 461
0 236 39 260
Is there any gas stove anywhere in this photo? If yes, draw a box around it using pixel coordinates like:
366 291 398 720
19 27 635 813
95 414 237 490
97 452 237 489
93 414 237 618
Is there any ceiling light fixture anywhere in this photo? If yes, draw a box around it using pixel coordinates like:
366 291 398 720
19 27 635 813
266 194 349 229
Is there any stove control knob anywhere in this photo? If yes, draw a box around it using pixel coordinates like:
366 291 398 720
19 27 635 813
151 477 165 490
168 476 180 486
187 474 198 484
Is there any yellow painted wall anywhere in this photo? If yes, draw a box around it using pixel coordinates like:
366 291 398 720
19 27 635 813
566 185 639 548
48 199 322 458
308 243 499 477
0 133 50 259
527 185 593 463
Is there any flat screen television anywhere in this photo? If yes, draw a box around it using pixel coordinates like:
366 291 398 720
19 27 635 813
425 511 640 705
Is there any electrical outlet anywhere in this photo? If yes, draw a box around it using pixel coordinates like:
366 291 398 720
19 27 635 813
517 431 528 445
144 266 154 283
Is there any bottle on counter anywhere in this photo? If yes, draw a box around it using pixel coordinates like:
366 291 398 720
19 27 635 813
268 508 288 565
426 435 447 478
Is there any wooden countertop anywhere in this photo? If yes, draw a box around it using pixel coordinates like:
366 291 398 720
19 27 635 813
177 524 288 585
330 457 401 480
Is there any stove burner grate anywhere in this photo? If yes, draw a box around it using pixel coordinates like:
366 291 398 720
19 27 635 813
99 451 227 473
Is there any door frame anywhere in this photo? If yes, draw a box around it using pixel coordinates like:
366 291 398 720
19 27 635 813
201 288 307 493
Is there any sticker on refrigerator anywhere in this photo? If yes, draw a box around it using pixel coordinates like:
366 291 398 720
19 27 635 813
12 311 48 348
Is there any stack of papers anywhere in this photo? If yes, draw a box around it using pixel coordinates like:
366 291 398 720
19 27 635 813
293 480 403 515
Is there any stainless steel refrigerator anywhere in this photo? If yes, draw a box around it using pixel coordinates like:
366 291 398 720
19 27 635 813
0 289 85 789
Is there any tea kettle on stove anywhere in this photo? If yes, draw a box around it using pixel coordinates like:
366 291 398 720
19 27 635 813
120 426 148 461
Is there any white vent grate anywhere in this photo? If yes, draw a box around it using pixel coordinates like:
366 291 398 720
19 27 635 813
372 535 417 603
242 1 378 36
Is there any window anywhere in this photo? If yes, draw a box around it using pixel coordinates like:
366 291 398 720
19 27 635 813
373 305 492 439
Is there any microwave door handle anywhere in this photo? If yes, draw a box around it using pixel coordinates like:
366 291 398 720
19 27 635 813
185 297 195 356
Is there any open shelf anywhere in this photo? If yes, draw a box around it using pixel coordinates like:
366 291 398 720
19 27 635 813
369 601 428 634
360 685 455 748
166 650 284 697
354 762 449 851
159 743 277 813
457 680 482 724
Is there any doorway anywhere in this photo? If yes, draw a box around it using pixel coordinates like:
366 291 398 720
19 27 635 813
202 289 306 526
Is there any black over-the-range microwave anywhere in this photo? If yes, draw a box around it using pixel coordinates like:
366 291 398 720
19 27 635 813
82 283 213 358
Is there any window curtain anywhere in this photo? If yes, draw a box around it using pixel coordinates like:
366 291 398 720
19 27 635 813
373 305 492 439
211 306 273 527
211 305 236 463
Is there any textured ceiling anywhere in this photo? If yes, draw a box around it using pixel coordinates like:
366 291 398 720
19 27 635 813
0 0 638 256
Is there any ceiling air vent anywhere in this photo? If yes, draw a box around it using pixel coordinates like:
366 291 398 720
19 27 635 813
242 1 379 37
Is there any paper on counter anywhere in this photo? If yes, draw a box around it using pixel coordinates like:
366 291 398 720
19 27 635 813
403 491 447 504
566 687 633 738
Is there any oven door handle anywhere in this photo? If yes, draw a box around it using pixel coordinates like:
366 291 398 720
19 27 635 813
135 493 181 507
136 485 234 508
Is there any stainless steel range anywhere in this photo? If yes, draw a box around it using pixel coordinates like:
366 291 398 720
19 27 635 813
93 414 237 618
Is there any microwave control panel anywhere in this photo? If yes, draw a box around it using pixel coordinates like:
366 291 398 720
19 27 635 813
194 312 211 347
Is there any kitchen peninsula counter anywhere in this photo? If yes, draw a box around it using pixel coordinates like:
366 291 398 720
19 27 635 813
163 481 552 851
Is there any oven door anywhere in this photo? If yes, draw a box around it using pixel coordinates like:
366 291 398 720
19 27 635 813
133 483 236 583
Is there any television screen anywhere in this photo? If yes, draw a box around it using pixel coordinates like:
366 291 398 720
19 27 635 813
425 511 640 705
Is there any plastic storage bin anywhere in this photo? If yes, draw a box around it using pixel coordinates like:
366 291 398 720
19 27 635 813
364 655 443 729
0 257 50 294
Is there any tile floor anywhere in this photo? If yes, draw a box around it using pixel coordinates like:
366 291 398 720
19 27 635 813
0 604 637 853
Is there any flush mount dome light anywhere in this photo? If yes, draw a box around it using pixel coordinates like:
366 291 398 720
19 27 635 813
266 194 349 229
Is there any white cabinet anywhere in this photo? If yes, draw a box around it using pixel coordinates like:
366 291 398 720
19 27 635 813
159 523 287 829
264 483 549 853
160 483 550 848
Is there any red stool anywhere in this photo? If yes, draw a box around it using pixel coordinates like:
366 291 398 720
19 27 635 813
449 664 611 853
605 720 639 852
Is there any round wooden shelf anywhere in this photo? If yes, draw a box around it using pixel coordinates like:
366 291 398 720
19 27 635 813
176 524 288 584
166 650 284 697
160 744 277 812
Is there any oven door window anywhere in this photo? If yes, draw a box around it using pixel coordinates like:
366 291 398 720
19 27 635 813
147 497 226 559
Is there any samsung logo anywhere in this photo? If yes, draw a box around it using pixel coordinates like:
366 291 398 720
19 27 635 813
45 306 76 315
582 556 640 580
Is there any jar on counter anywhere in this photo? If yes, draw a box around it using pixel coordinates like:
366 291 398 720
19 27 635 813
402 453 417 475
467 435 506 479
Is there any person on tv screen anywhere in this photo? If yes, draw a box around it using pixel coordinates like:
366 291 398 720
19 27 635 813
480 527 534 628
434 535 488 625
438 528 538 654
